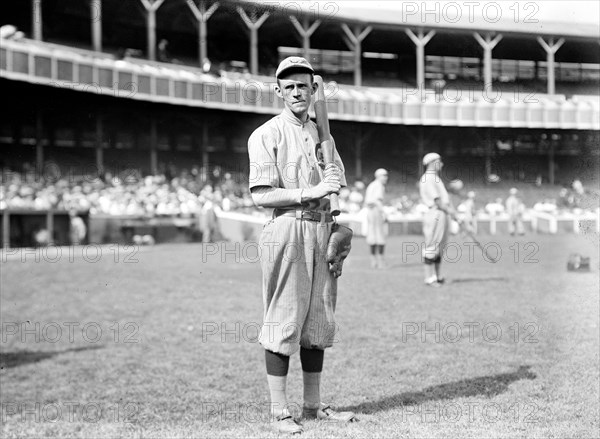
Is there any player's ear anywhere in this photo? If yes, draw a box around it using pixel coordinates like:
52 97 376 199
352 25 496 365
311 79 317 95
274 83 283 98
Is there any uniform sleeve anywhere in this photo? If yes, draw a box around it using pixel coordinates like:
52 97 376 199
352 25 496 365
420 173 441 207
248 125 280 190
251 186 303 207
364 183 375 205
364 182 383 206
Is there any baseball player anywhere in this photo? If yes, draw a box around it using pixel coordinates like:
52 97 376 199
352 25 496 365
247 56 357 434
506 187 525 235
365 168 389 268
461 191 476 234
419 153 453 286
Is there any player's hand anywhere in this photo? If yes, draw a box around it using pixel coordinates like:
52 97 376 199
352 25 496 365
310 164 341 198
311 179 341 199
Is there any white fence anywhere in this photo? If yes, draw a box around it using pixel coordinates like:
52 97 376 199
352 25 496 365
214 209 599 242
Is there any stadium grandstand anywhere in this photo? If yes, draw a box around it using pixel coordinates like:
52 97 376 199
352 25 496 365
0 0 598 247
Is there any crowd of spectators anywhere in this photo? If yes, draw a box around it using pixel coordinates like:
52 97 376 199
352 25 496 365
0 166 255 217
0 165 595 220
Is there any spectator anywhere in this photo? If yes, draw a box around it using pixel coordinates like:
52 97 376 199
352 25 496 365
347 181 365 214
533 199 557 213
69 210 87 245
221 172 238 197
572 179 585 195
158 39 169 63
485 198 505 216
558 187 574 210
34 228 50 247
572 179 585 207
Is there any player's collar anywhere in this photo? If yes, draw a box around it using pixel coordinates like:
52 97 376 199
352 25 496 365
281 108 309 126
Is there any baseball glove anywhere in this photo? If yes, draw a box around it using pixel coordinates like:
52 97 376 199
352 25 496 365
326 223 353 278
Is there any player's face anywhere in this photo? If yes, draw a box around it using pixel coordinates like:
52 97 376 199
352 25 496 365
276 73 316 117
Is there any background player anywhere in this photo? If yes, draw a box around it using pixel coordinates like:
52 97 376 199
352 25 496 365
365 168 389 268
506 187 525 235
461 191 477 235
419 153 454 286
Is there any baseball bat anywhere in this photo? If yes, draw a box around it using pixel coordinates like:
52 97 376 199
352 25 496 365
457 219 498 263
313 75 341 216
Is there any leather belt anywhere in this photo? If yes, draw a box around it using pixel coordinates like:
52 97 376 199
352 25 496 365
274 208 333 223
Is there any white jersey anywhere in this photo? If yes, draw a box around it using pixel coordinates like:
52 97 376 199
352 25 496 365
419 172 449 208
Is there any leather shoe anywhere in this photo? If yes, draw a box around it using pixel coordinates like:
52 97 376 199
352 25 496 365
302 403 358 422
272 412 303 435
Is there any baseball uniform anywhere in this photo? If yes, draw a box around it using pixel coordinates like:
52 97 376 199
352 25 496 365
419 171 450 262
364 179 386 246
248 108 346 356
506 194 525 235
462 197 476 234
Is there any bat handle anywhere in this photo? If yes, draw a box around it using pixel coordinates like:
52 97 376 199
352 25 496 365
330 194 340 216
320 139 341 216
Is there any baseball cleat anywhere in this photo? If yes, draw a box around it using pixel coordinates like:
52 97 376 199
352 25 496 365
425 279 441 287
424 276 441 287
272 413 303 435
302 403 359 422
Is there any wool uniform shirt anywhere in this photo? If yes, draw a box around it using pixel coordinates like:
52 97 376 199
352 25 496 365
248 109 346 211
419 172 449 208
365 180 385 208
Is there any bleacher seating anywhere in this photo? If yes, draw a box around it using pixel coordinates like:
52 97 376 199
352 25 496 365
426 55 600 95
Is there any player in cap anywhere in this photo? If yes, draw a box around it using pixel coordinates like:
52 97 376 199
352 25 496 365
247 56 357 434
365 168 389 268
275 56 315 78
505 187 525 235
460 191 477 234
419 152 454 286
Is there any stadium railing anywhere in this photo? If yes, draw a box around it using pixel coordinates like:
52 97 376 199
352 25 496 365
2 37 598 130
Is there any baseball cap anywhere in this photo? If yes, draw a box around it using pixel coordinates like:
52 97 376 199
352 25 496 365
276 56 315 79
374 168 388 177
423 152 442 166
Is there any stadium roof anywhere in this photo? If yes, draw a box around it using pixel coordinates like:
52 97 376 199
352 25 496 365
235 0 600 40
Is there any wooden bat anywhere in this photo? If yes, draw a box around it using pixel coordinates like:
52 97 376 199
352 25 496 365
457 219 498 263
313 75 341 216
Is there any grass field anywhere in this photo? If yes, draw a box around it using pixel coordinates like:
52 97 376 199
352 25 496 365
1 232 599 438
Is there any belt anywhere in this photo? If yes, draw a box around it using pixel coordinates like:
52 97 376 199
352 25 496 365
274 208 334 223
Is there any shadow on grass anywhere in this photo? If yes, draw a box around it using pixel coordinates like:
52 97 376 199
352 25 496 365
342 365 536 414
449 277 509 283
0 346 103 369
387 262 423 269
